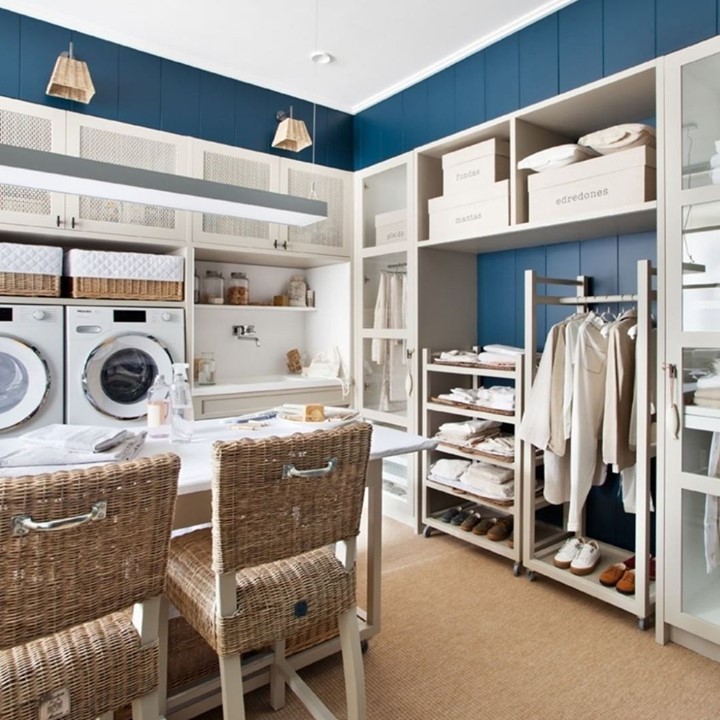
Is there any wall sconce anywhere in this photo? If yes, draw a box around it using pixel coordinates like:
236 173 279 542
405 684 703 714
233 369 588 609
272 106 312 153
46 42 95 104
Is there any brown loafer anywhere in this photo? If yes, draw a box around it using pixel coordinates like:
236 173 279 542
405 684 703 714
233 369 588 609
616 569 636 595
599 562 626 587
487 516 513 542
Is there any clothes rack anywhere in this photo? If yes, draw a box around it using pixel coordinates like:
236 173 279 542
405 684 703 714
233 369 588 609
521 259 656 629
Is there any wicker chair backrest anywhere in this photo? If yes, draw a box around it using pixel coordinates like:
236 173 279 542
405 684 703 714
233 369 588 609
0 452 180 648
210 423 372 574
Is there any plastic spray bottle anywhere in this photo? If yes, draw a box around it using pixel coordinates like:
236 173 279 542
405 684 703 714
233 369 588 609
169 362 194 443
147 374 170 439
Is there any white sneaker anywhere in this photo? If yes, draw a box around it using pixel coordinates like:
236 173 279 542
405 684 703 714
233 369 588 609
553 537 585 569
570 540 601 576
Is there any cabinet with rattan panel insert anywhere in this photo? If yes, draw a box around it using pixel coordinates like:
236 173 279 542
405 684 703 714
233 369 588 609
421 348 529 575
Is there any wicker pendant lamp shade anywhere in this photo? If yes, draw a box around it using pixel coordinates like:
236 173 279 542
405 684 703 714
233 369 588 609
272 107 312 153
46 42 95 104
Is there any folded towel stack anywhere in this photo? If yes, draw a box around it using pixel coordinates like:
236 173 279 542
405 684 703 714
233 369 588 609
694 387 720 409
436 419 500 444
460 461 515 499
438 349 481 363
578 123 655 155
469 434 515 458
438 386 515 412
0 424 147 468
429 458 471 484
697 373 720 390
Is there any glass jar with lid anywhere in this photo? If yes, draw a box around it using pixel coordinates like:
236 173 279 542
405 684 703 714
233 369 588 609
288 274 307 307
203 270 224 304
227 272 249 305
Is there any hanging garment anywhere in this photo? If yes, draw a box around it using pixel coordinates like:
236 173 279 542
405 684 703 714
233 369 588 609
602 310 637 471
563 314 590 439
371 272 389 364
705 433 720 574
568 314 609 533
388 272 407 403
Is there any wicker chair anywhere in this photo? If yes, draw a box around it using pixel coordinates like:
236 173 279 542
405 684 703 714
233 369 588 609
0 453 180 720
166 423 373 720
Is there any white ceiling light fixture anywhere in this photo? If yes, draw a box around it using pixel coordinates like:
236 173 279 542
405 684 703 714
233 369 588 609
271 105 313 153
46 41 95 104
0 144 327 226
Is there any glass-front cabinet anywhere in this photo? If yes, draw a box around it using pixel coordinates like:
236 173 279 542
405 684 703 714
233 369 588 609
354 153 419 527
663 36 720 653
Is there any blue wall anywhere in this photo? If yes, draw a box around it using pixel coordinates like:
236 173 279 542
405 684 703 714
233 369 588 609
0 9 354 171
354 0 720 169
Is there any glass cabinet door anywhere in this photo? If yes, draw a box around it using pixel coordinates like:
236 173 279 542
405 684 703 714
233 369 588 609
665 39 720 646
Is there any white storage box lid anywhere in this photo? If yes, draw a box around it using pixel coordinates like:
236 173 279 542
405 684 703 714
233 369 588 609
428 180 509 212
528 146 656 192
0 243 63 275
374 209 406 227
442 138 510 171
65 249 184 281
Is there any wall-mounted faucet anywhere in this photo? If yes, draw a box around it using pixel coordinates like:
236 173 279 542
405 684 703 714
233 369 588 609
232 324 261 347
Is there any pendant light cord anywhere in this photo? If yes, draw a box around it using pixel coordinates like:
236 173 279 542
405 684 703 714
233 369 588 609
311 0 319 167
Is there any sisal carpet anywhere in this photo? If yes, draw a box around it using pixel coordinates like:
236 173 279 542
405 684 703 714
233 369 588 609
196 518 720 720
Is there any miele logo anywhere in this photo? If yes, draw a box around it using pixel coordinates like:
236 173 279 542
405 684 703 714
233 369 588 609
455 213 482 224
77 309 93 314
456 169 481 181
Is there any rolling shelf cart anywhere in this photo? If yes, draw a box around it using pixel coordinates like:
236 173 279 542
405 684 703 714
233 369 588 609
421 348 537 575
521 259 656 629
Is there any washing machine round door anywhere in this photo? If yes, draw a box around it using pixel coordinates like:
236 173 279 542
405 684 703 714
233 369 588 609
82 333 174 420
0 337 50 431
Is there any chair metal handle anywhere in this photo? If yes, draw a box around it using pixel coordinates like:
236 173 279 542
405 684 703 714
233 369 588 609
11 501 107 536
282 458 337 479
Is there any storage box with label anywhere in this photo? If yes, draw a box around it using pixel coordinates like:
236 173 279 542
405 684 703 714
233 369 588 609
0 242 62 297
375 209 407 245
429 180 510 241
528 145 656 223
442 138 510 196
65 249 184 301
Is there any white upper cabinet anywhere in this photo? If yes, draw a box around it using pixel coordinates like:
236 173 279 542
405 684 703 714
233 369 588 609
190 140 282 250
65 114 190 241
0 97 65 230
280 159 352 258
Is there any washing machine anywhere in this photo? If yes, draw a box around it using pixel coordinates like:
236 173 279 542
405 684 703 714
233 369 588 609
66 306 185 427
0 304 64 437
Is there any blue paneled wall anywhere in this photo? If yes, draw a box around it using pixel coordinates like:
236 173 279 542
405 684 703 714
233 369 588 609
354 0 720 169
0 10 354 171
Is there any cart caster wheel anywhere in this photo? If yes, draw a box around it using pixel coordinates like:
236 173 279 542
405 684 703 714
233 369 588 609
638 618 650 631
361 640 369 654
527 571 537 582
512 562 523 577
423 526 433 538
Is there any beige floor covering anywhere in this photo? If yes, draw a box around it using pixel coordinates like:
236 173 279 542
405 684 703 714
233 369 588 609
196 517 720 720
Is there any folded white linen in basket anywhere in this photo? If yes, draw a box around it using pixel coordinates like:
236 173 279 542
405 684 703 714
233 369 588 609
482 344 525 356
20 424 132 453
429 458 471 482
470 434 516 457
517 144 597 173
438 350 481 363
437 419 500 441
477 352 517 366
460 472 515 499
462 461 514 485
0 431 147 468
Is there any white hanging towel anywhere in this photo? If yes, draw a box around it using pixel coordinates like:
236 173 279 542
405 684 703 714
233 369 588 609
371 272 389 364
705 433 720 574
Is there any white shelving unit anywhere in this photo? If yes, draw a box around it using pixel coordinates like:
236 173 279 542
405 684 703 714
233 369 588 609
521 260 656 628
421 349 532 575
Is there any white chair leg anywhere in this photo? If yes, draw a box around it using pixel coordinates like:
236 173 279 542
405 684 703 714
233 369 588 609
338 608 366 720
131 689 161 720
270 639 287 710
219 653 246 720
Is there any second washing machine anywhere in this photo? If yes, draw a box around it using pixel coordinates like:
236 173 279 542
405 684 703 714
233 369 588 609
66 306 185 427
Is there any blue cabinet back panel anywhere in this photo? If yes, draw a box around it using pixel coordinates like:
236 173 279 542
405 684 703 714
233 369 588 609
603 0 655 76
400 83 429 154
485 35 519 120
427 67 456 141
558 0 604 93
1 9 352 170
656 0 717 55
454 52 485 133
519 15 559 108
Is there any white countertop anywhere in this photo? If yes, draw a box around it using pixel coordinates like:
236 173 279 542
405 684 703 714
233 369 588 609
0 419 437 496
192 375 344 396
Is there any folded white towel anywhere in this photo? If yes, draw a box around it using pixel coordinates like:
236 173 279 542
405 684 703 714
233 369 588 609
437 419 500 440
697 374 720 389
20 424 132 453
459 473 515 499
711 168 720 185
429 458 471 481
482 344 525 356
578 123 655 155
0 431 147 468
477 352 517 366
438 350 480 363
463 461 514 485
518 144 597 173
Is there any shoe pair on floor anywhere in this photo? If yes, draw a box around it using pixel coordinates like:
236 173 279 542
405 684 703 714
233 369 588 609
553 537 601 576
438 506 513 541
598 556 655 595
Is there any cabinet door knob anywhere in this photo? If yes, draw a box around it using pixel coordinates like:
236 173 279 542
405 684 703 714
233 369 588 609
71 217 76 229
56 215 61 227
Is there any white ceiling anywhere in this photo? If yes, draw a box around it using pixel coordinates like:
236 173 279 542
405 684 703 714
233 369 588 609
1 0 577 114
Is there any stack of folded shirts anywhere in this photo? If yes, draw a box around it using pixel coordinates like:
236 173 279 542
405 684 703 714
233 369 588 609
578 123 655 154
437 386 515 412
477 344 524 367
693 387 720 409
469 434 515 458
428 458 471 484
0 424 147 468
459 461 515 499
435 419 500 445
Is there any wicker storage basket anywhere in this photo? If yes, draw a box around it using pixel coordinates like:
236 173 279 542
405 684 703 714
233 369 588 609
0 243 62 297
65 249 184 301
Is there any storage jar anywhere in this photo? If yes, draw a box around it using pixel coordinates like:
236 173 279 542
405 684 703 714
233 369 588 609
203 270 224 304
288 274 307 307
227 272 249 305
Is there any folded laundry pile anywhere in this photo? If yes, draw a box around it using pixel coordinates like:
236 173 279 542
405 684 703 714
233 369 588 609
428 458 472 485
477 343 524 367
437 349 482 364
435 419 500 445
468 433 515 458
0 424 147 468
693 387 720 409
437 386 515 412
459 461 515 499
